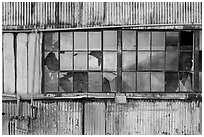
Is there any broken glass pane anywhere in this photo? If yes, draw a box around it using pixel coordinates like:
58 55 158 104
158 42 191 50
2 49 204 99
74 32 87 50
138 52 150 70
103 72 117 92
166 52 178 70
44 32 58 51
59 72 73 92
122 31 136 50
74 52 87 70
44 71 58 92
122 52 136 71
73 72 88 93
137 72 150 92
151 72 164 92
60 52 73 70
180 31 193 50
103 31 117 50
89 32 101 50
151 52 164 70
44 52 59 71
166 32 179 51
138 32 150 50
89 51 102 70
122 72 136 92
152 32 165 50
88 72 102 92
179 72 193 92
179 52 193 71
103 52 117 71
165 72 179 92
60 32 73 50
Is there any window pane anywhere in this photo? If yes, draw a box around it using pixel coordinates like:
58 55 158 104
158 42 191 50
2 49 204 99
44 72 58 92
74 32 87 50
103 72 117 92
60 52 73 70
152 32 165 50
103 31 117 50
122 52 136 71
73 72 88 92
74 52 87 70
179 72 193 92
151 52 164 70
60 32 73 50
89 51 102 70
59 72 73 92
166 32 179 51
138 32 150 50
137 72 150 92
165 72 179 92
103 52 117 71
166 52 178 70
89 32 101 50
179 52 193 71
122 72 136 92
44 52 59 71
88 72 102 92
199 72 202 91
199 31 202 50
180 31 193 50
122 31 136 50
44 32 58 51
151 72 164 92
138 52 150 70
199 51 202 71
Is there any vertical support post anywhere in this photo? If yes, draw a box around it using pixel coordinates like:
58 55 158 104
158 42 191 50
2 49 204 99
117 29 122 93
193 30 199 92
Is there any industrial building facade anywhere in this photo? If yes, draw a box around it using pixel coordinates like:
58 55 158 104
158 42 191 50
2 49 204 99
2 2 202 135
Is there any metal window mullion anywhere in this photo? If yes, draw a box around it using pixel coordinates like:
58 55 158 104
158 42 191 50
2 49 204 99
135 31 138 93
58 32 60 93
72 31 75 92
41 33 45 93
178 31 181 92
150 31 152 92
87 31 89 93
101 30 104 92
117 29 122 93
14 33 17 94
164 32 166 92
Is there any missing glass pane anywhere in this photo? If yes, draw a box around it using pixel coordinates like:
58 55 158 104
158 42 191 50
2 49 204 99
60 32 73 50
180 31 193 50
137 72 150 92
151 72 164 92
166 32 179 51
122 31 136 50
103 31 117 50
199 72 202 91
89 51 102 70
74 52 87 70
166 52 178 70
122 52 136 71
60 52 73 70
199 31 202 50
103 72 117 92
44 71 58 92
89 32 101 50
74 32 87 50
73 72 88 93
179 72 193 92
59 72 73 92
44 52 59 71
44 32 58 51
165 72 179 92
88 72 102 92
138 32 150 50
151 52 164 70
179 52 193 71
138 52 150 70
152 32 165 50
122 72 136 92
103 52 117 71
199 51 202 71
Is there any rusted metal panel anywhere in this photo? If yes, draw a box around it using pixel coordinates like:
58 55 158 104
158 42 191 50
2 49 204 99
2 2 202 29
105 100 201 135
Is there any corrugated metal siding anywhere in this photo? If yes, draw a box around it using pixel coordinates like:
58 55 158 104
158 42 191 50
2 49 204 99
2 2 202 29
2 100 202 135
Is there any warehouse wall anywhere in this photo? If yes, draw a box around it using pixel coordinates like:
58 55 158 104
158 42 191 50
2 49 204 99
2 99 202 135
2 2 202 30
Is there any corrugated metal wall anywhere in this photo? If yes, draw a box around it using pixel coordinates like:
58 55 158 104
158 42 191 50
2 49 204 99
2 99 202 135
2 2 202 29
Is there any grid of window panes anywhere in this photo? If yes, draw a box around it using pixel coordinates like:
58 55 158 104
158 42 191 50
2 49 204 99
43 30 201 93
43 31 117 93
